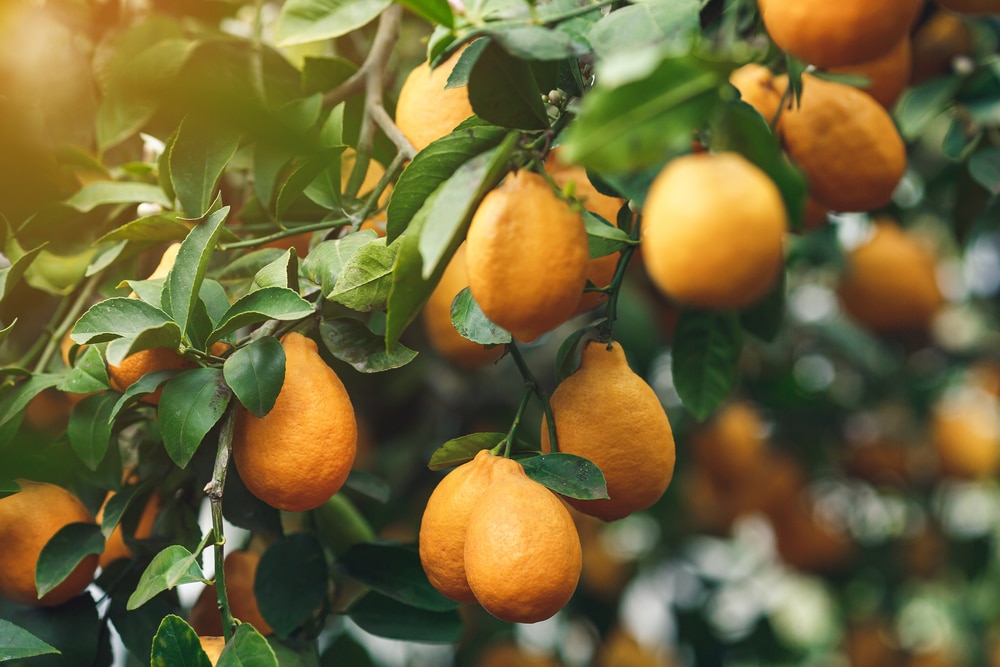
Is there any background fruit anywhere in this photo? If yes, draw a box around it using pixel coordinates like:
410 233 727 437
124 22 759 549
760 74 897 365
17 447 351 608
475 641 560 667
232 332 357 512
189 550 273 637
464 457 581 623
729 63 783 123
777 73 907 212
759 0 921 68
422 243 504 369
837 220 943 333
931 386 1000 478
97 491 160 568
199 636 225 665
541 340 675 521
0 480 98 606
395 47 473 152
690 401 767 484
911 11 973 83
419 449 500 603
641 152 787 310
466 170 589 342
829 36 912 108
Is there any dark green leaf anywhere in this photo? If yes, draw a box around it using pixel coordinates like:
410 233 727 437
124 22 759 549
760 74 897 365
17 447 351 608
445 39 488 89
739 270 785 342
0 619 60 660
555 324 602 383
319 319 418 373
386 119 507 242
255 534 329 638
276 148 346 217
895 76 961 141
64 181 171 213
314 494 376 557
217 624 279 667
942 116 980 161
0 479 21 500
100 484 145 538
486 25 588 61
128 544 206 610
467 40 549 130
582 210 633 258
208 287 314 344
35 523 104 599
251 248 300 293
170 115 241 218
149 614 211 667
275 0 390 46
588 0 699 60
329 238 399 311
672 309 743 421
57 346 111 394
303 230 378 297
520 452 609 500
158 368 232 468
969 147 1000 195
347 592 463 643
109 369 177 419
343 470 391 503
67 392 118 471
224 337 286 418
0 243 46 306
0 374 62 433
396 0 453 28
103 325 184 367
427 432 504 471
338 542 459 612
449 287 510 345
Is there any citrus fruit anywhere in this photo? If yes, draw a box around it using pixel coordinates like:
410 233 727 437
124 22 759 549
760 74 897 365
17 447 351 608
396 47 474 152
418 449 500 603
98 491 161 568
690 401 767 484
758 0 921 68
545 151 627 313
465 169 590 342
422 243 504 369
729 63 784 123
770 502 854 573
146 242 181 281
189 550 273 637
464 456 582 623
541 340 676 521
476 642 561 667
0 480 99 606
911 11 973 84
594 629 675 667
23 388 75 434
777 72 907 212
829 36 912 108
108 343 228 405
936 0 1000 13
931 386 1000 478
837 220 943 333
199 636 226 665
232 332 357 512
641 152 787 310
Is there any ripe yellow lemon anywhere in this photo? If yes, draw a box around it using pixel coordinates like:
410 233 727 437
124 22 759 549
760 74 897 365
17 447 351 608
189 550 273 637
422 243 504 369
464 457 581 623
466 170 590 342
641 152 787 310
396 48 474 152
419 449 500 603
729 63 784 123
0 480 99 606
837 220 943 333
931 387 1000 478
232 332 357 512
777 73 907 212
759 0 921 68
199 636 225 665
541 340 676 521
829 36 912 108
690 401 767 484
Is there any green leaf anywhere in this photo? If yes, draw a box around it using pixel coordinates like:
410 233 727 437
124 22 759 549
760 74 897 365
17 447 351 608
520 452 609 500
396 0 453 27
276 148 346 217
170 115 241 218
449 287 510 345
386 119 507 242
384 135 518 349
35 523 104 599
128 544 207 610
150 615 211 667
445 39 487 89
57 345 110 394
710 100 807 230
314 494 376 557
217 624 279 667
64 181 172 213
562 55 725 172
162 204 230 340
587 0 699 60
303 230 378 297
555 324 601 382
251 248 300 293
158 368 232 468
467 40 549 130
275 0 391 46
969 147 1000 195
942 116 980 161
208 287 314 344
0 242 45 306
416 136 519 279
895 76 961 141
318 319 418 373
0 619 60 661
0 374 62 433
100 483 145 538
671 309 743 421
739 270 785 342
338 542 459 612
67 392 118 471
347 592 463 643
109 369 177 419
427 432 505 471
0 319 15 347
224 337 286 419
97 213 194 244
254 534 329 638
343 470 391 503
485 25 589 61
329 238 399 311
71 298 174 346
582 210 633 258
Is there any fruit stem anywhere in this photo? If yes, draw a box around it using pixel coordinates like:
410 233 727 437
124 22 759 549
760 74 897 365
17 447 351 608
501 388 534 458
205 403 238 641
220 218 352 250
508 343 559 452
598 212 641 344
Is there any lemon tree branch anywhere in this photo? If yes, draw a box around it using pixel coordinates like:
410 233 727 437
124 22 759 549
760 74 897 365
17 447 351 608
204 404 238 641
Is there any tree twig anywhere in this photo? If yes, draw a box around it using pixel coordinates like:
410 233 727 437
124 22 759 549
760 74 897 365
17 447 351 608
205 404 238 641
